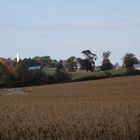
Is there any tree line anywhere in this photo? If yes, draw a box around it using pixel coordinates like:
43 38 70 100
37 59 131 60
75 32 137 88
65 50 139 72
0 50 139 87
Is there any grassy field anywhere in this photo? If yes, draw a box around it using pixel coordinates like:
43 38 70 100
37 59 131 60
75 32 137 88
0 76 140 140
70 68 140 81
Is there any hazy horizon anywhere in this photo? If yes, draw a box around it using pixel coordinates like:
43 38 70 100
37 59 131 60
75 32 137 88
0 0 140 65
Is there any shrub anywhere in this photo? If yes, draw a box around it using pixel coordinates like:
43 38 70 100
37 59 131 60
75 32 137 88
54 71 71 83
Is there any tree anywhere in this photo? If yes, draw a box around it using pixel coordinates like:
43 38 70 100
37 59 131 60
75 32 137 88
56 60 64 72
65 56 77 72
33 56 51 67
81 50 97 65
79 50 97 71
102 51 111 61
15 58 45 86
77 58 93 71
0 61 16 87
55 60 70 82
123 53 138 68
49 59 58 68
101 59 113 71
0 63 8 75
101 51 113 71
0 58 15 76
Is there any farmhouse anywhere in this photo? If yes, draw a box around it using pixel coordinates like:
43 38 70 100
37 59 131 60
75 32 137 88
133 64 140 71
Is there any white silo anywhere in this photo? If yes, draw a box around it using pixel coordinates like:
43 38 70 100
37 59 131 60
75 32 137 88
16 53 20 62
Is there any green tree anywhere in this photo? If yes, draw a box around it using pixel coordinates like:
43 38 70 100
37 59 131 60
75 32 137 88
33 56 51 67
77 58 93 71
65 56 77 72
123 53 138 68
82 50 97 62
56 60 64 72
101 51 113 71
55 60 71 82
50 59 58 68
80 50 98 71
15 58 45 86
102 51 111 60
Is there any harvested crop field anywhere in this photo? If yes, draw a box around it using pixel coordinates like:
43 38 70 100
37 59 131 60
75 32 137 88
0 76 140 140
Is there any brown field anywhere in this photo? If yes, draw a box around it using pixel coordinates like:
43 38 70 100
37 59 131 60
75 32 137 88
0 76 140 140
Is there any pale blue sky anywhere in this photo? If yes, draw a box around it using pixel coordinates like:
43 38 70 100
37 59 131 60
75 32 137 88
0 0 140 65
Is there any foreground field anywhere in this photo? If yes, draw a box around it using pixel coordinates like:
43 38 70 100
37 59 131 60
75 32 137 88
0 76 140 140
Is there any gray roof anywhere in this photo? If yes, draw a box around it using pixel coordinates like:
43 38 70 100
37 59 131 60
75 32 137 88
28 66 41 71
134 64 140 67
133 64 140 70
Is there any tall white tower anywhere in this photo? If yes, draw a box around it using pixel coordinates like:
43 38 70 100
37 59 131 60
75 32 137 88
16 53 20 62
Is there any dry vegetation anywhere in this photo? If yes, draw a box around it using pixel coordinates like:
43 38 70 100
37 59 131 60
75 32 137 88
0 76 140 140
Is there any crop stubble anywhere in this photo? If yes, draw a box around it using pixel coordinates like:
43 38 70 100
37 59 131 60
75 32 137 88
0 76 140 140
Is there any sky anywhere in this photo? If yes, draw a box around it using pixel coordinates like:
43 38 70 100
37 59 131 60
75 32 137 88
0 0 140 65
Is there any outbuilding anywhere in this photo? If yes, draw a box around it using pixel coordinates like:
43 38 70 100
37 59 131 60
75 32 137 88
28 66 42 71
133 64 140 71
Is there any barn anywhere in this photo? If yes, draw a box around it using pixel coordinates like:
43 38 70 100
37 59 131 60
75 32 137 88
28 66 42 71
